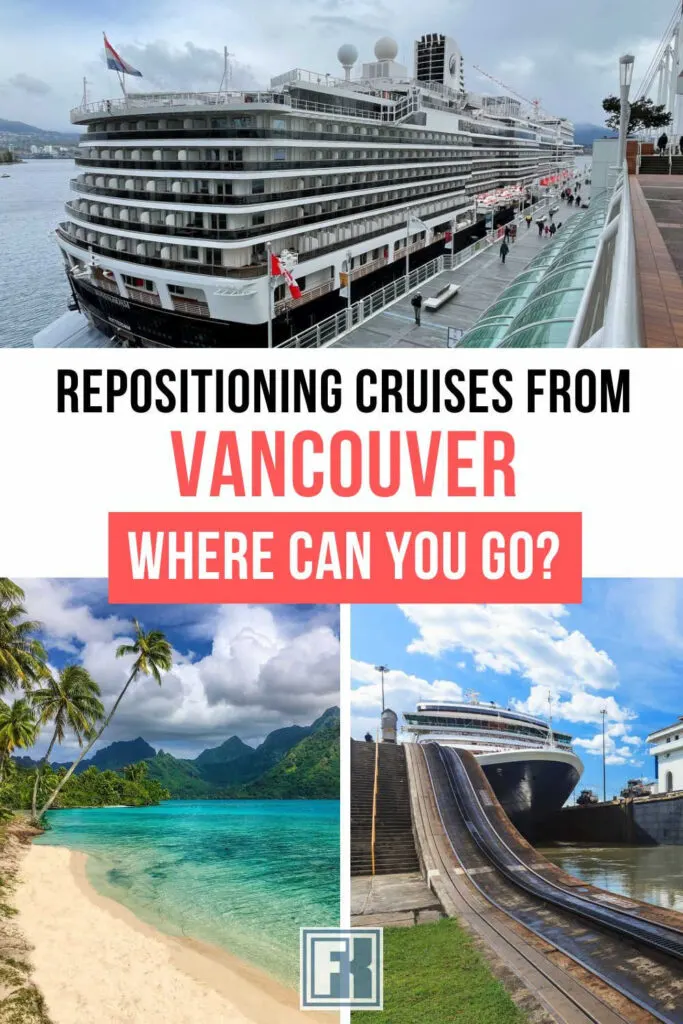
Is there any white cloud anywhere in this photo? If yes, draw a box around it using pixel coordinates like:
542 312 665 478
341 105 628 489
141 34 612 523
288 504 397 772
392 603 644 761
19 581 338 758
351 659 462 738
401 604 618 697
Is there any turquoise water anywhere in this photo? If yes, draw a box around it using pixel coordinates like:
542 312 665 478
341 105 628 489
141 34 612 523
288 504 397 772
35 800 339 987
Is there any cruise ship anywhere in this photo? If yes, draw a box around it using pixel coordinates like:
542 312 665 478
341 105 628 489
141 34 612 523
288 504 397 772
55 33 575 348
404 695 583 832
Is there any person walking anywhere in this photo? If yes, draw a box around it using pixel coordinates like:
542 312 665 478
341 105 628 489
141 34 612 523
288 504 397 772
411 291 422 326
537 220 544 236
499 239 509 264
658 132 668 156
549 222 557 237
504 224 511 241
525 214 532 229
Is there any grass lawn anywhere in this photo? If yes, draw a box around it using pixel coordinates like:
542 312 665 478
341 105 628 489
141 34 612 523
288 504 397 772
352 917 528 1024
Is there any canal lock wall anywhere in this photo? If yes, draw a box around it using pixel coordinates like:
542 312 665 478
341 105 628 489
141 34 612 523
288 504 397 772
536 791 683 845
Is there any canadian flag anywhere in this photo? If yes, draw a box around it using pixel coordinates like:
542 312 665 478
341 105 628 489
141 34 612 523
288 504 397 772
270 253 302 300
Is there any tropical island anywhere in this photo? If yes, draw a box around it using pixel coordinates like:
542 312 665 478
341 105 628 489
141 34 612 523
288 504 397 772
0 579 339 1023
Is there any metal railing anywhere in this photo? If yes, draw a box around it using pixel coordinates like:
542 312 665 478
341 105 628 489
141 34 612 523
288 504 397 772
567 163 642 348
276 234 494 348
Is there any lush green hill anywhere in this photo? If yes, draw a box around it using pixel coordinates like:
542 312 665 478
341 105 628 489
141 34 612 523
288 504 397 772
195 735 253 766
234 718 340 799
144 752 214 798
14 708 341 801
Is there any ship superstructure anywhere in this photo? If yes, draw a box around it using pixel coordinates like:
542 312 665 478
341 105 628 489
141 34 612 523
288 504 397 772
405 695 583 831
56 33 575 347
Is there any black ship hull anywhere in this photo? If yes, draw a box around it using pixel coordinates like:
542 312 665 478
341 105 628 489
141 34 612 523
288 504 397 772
478 750 582 840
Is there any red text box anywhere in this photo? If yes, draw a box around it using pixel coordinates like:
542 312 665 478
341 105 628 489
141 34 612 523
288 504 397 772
109 512 581 604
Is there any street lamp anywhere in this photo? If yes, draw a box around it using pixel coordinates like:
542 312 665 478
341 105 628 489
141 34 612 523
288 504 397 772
618 54 635 167
375 664 389 713
600 707 607 802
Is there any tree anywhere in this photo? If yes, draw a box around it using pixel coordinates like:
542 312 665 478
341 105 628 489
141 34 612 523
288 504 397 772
0 578 48 694
0 699 38 781
37 620 172 818
123 761 148 784
602 94 672 136
29 665 105 819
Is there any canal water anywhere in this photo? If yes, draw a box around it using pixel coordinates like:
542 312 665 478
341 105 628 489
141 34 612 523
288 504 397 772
539 845 683 913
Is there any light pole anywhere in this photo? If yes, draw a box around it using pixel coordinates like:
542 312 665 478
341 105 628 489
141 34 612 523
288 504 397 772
601 708 607 802
375 664 389 714
618 54 635 168
345 249 352 326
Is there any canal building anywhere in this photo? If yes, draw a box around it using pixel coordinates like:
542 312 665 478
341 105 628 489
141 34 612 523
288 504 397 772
647 717 683 793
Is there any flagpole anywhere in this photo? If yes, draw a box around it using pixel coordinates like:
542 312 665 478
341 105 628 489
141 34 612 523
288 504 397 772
266 241 273 349
405 214 410 287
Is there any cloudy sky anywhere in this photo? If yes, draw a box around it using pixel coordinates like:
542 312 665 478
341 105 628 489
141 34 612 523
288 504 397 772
16 579 339 760
0 0 674 130
351 581 683 799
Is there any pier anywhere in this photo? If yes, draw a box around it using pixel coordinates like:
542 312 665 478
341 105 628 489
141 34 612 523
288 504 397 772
335 200 587 349
351 739 683 1022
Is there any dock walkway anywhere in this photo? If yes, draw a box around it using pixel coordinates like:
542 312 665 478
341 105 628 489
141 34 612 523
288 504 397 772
335 200 587 349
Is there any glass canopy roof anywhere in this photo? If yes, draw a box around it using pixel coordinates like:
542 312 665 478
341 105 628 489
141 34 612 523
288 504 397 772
457 192 612 349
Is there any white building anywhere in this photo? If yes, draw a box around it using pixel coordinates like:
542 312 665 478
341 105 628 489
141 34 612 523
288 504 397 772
647 717 683 793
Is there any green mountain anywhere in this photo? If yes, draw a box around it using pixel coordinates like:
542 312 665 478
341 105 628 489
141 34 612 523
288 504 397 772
0 117 79 141
195 735 253 766
145 752 214 798
15 709 340 801
235 712 340 799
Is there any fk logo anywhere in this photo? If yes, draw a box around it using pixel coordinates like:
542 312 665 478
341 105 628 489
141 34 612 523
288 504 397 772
300 928 383 1009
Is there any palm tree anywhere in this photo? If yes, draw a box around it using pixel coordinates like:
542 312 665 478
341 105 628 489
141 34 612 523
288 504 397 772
0 578 48 694
123 761 148 784
30 665 104 819
37 620 172 818
0 699 38 782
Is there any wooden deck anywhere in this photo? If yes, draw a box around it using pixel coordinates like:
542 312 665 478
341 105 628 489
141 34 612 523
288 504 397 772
632 175 683 347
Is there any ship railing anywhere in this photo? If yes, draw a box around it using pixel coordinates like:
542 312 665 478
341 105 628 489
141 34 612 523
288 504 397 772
567 161 642 348
270 68 351 89
71 89 403 125
71 91 290 120
276 233 497 349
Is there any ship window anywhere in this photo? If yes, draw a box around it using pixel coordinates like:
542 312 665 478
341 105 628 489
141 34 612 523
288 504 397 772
274 150 286 161
232 116 254 128
211 118 229 129
666 771 674 792
252 214 265 226
183 246 200 260
215 181 232 197
272 118 286 131
252 180 265 195
168 285 185 295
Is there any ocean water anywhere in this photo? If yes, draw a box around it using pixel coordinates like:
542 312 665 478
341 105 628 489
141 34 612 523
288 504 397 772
0 159 74 347
35 799 339 987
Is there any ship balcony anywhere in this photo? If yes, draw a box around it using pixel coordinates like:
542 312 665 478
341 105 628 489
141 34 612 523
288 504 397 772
70 169 467 208
274 279 334 315
64 184 469 243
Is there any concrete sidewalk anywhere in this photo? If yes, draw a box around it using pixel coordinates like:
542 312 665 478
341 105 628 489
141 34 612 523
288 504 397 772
335 200 586 348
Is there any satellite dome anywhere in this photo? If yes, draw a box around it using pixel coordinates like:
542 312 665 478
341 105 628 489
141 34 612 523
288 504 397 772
374 36 398 61
337 43 358 68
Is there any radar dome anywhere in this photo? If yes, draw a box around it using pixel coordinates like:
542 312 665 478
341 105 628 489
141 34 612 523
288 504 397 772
337 43 358 68
374 36 398 61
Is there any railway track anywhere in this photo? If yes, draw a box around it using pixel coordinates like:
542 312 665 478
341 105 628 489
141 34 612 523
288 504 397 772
404 742 683 1024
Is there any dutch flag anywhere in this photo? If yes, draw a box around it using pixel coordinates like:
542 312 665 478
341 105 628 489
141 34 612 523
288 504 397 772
103 33 143 77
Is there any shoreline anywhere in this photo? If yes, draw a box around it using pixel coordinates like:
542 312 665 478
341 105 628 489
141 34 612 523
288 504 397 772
16 843 335 1023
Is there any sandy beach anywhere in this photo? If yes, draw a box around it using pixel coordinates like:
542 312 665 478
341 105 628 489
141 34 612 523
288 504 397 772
15 844 335 1024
